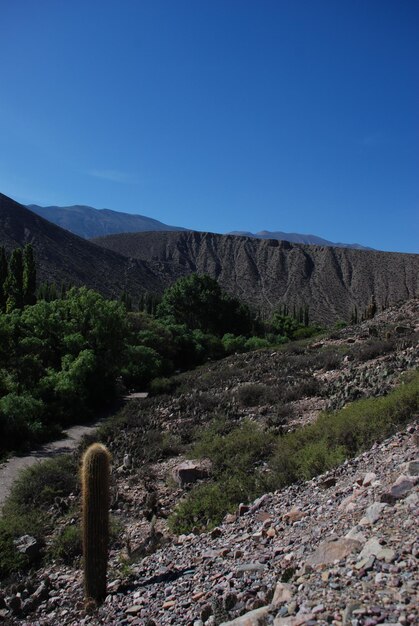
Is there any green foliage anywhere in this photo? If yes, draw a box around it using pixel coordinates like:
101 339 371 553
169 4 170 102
170 420 274 531
23 244 37 306
0 246 7 312
3 455 78 515
269 370 419 487
49 525 82 564
0 454 77 580
157 274 253 336
4 248 24 312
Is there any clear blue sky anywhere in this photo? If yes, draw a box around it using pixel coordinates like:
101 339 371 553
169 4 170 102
0 0 418 252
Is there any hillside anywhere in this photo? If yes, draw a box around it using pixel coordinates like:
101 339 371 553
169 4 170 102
93 230 419 324
1 300 418 624
28 203 187 239
0 193 166 298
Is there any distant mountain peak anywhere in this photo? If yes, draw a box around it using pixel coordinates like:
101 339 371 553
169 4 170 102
27 204 187 239
227 229 372 250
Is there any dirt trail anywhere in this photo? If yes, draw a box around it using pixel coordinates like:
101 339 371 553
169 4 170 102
0 422 100 511
0 392 148 512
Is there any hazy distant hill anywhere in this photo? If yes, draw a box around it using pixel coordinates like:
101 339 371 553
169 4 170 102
0 193 166 298
228 230 371 249
93 230 419 324
28 204 187 239
29 203 370 250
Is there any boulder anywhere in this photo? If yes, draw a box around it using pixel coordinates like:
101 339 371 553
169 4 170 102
307 538 361 566
172 459 212 487
13 535 41 562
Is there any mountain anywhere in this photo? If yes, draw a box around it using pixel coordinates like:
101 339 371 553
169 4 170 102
0 193 166 298
228 230 371 249
93 230 419 324
28 204 187 239
28 203 370 250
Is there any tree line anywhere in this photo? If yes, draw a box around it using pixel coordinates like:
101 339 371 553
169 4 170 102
0 245 37 312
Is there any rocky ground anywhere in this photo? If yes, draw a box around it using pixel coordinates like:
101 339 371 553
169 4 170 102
2 423 417 625
1 300 418 625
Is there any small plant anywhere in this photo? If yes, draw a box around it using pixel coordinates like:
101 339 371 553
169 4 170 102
49 524 82 565
81 443 111 604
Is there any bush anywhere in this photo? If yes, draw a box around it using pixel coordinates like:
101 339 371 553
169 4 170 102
236 384 271 407
149 377 177 396
3 455 78 516
49 524 82 564
269 370 419 487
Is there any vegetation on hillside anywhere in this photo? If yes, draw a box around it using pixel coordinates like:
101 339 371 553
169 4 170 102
0 263 319 456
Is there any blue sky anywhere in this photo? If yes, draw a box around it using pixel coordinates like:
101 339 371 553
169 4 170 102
0 0 418 252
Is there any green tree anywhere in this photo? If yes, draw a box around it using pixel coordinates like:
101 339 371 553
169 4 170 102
4 249 24 312
157 274 253 336
0 246 8 312
23 244 37 306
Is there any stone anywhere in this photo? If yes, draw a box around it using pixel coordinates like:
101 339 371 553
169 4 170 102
236 563 266 577
345 527 367 543
272 582 293 606
219 605 270 626
123 453 132 468
125 605 142 615
32 582 49 603
361 502 387 524
389 475 415 500
284 507 305 524
359 538 396 563
172 460 212 487
307 538 361 566
362 472 377 486
13 535 41 561
405 460 419 476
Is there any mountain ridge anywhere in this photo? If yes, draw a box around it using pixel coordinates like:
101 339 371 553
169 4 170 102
28 203 187 239
29 202 371 250
93 230 419 324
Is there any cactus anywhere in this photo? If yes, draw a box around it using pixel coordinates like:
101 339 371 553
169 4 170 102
81 443 111 604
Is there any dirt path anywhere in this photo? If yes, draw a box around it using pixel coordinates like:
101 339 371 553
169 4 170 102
0 421 103 511
0 392 149 512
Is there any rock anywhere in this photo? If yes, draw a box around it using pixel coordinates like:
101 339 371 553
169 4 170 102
123 453 132 468
172 459 212 487
7 595 21 614
359 538 396 563
238 503 250 516
224 513 237 524
125 605 142 615
13 535 41 562
236 563 267 577
405 460 419 476
219 605 270 626
211 527 223 539
345 526 367 543
361 502 387 524
284 507 305 524
307 538 361 566
362 472 377 486
32 582 49 603
389 475 415 500
272 582 293 606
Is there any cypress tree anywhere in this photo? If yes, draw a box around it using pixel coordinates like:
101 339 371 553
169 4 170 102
0 246 8 312
4 248 24 312
23 244 37 306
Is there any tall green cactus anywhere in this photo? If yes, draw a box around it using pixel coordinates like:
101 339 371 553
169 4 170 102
81 443 111 603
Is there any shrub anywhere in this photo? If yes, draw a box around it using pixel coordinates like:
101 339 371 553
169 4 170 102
49 524 82 564
149 377 177 396
237 384 271 407
269 370 419 487
3 455 78 515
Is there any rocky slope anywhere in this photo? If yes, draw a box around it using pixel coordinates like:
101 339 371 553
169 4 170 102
1 301 418 625
93 231 419 324
0 193 167 299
